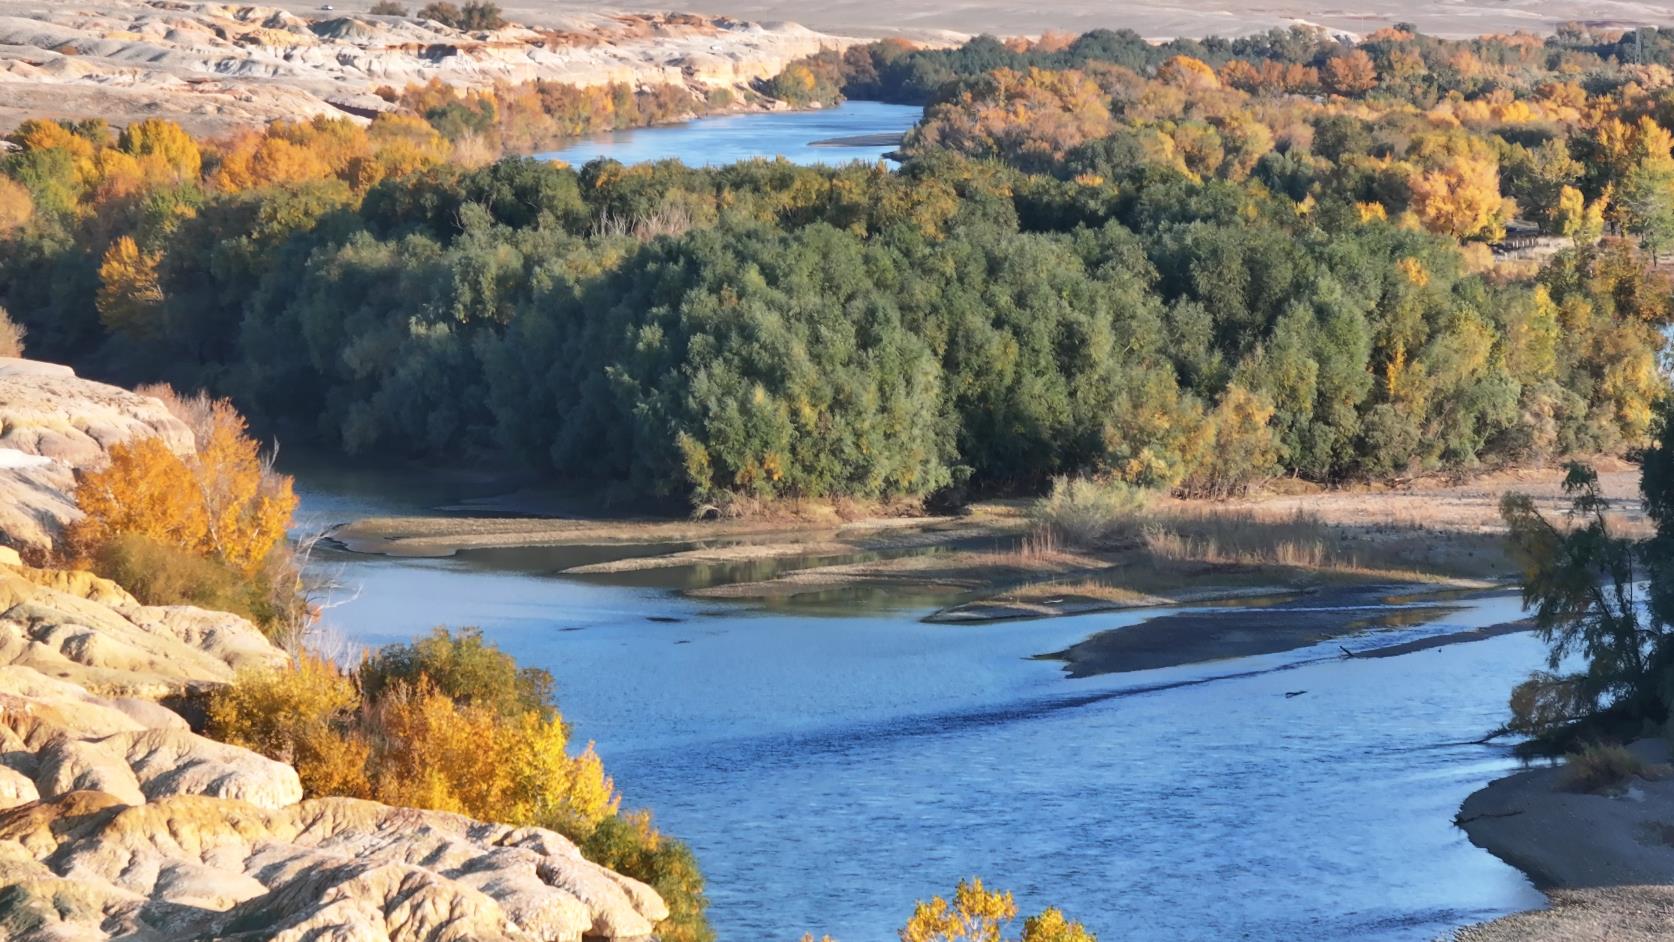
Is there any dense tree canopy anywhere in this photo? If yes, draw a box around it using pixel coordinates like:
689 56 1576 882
3 23 1673 506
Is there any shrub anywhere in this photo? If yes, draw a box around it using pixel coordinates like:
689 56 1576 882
204 629 703 939
1030 476 1148 548
369 0 408 13
92 533 261 620
70 398 296 576
0 307 24 358
359 626 553 719
69 393 302 639
583 812 714 942
207 654 371 798
367 678 618 836
1557 743 1646 794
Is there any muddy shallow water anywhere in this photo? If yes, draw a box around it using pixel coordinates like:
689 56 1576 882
294 469 1550 941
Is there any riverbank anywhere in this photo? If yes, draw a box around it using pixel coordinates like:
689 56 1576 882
1455 739 1674 941
325 463 1635 628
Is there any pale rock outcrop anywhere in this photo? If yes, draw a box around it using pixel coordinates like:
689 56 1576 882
0 357 194 559
0 0 854 137
0 359 668 939
0 792 667 941
0 564 285 697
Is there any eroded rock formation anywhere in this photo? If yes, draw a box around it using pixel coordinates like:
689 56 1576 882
0 362 667 940
0 0 848 136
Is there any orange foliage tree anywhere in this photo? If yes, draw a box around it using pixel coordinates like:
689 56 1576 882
1323 49 1377 96
69 398 297 576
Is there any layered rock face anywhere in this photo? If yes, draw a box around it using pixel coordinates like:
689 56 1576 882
0 0 847 136
0 363 667 940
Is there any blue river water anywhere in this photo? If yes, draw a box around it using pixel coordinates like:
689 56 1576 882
293 466 1550 942
535 100 922 167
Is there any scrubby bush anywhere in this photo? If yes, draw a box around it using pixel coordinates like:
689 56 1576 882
1030 476 1149 547
0 306 24 357
359 626 553 718
1558 743 1647 794
207 653 371 797
206 628 711 942
68 394 302 639
583 812 714 942
92 533 264 621
69 398 295 576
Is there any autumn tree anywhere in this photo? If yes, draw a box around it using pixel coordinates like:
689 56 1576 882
901 879 1096 942
117 118 201 183
96 235 164 336
1322 49 1377 96
69 397 297 576
1401 134 1511 239
0 176 32 234
1620 156 1674 262
1156 54 1219 90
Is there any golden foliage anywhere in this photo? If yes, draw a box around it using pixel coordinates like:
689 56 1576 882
371 680 619 835
208 653 368 796
209 646 618 838
902 878 1017 942
1019 910 1095 942
1178 384 1280 499
901 879 1093 942
96 235 163 335
1322 50 1377 96
1401 134 1511 239
913 68 1114 169
117 118 202 183
69 399 297 577
1157 55 1219 90
0 307 25 358
0 176 33 234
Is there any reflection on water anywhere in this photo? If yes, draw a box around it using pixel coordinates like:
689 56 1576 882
296 475 1548 941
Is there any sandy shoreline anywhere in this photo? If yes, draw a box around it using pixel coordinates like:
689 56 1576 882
1038 584 1528 676
1455 740 1674 940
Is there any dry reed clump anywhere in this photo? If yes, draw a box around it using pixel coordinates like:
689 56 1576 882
1142 506 1347 569
1558 743 1650 795
1029 475 1149 548
0 307 26 358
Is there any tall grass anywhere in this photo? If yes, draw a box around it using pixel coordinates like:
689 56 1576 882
1030 476 1149 548
1143 507 1345 569
1558 743 1648 794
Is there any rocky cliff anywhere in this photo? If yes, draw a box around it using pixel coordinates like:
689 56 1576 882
0 362 668 941
0 0 849 136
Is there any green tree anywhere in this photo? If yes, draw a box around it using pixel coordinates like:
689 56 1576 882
1501 432 1674 752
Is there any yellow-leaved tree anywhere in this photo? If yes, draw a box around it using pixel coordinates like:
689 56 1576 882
70 397 297 577
900 879 1095 942
96 235 165 336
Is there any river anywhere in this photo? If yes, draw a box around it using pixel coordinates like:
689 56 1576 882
534 101 923 167
300 103 1549 941
294 466 1549 942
